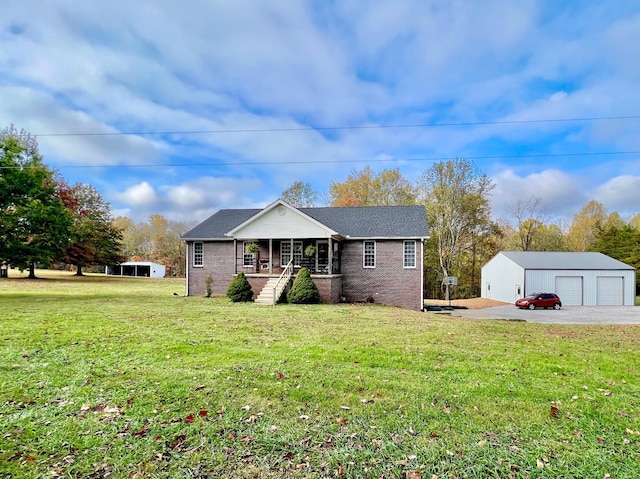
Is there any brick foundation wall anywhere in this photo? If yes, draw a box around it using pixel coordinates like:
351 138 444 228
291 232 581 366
340 240 422 310
313 275 343 303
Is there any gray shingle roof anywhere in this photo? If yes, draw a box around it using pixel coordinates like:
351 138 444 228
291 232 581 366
501 251 634 270
182 204 429 240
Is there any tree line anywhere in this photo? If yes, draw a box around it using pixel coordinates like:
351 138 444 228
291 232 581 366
283 163 640 299
0 125 193 278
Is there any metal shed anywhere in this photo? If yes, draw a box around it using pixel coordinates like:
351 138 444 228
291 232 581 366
106 261 166 278
481 251 636 306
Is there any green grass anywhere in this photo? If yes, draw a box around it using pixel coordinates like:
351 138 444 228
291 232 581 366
1 271 639 478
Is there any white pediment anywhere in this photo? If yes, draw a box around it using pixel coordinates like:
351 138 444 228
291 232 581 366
227 200 336 239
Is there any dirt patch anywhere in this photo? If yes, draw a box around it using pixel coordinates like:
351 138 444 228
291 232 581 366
425 298 510 310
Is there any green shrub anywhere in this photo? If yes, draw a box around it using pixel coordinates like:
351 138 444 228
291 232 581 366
204 274 213 297
226 272 253 302
287 267 320 304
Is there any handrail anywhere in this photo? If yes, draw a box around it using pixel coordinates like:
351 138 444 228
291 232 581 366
272 260 294 305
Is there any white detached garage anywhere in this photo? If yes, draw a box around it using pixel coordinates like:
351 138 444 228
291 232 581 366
481 252 636 306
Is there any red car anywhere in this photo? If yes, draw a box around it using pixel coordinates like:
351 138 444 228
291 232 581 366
515 293 562 310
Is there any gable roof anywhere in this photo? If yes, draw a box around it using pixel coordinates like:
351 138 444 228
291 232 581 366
227 200 339 238
182 201 429 240
500 251 634 270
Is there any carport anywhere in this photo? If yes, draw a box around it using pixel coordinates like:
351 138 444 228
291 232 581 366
105 261 166 278
481 251 636 306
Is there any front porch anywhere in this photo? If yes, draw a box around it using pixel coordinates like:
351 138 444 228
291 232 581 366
244 270 343 305
234 238 342 276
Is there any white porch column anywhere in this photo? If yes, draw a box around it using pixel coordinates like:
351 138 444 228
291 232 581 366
269 239 273 274
328 238 333 274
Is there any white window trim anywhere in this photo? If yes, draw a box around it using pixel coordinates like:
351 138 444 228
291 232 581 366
280 241 303 267
403 240 416 268
193 242 203 267
363 240 376 268
243 242 254 268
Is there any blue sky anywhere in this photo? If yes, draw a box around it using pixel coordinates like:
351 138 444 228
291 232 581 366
2 1 639 224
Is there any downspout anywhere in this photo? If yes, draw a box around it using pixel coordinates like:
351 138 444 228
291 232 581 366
185 242 189 296
420 239 425 311
234 239 238 274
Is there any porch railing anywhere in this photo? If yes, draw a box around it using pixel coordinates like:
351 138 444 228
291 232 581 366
272 259 294 305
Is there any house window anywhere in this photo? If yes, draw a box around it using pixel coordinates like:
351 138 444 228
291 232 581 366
243 242 254 268
404 240 416 268
280 241 303 266
363 240 376 268
193 242 203 267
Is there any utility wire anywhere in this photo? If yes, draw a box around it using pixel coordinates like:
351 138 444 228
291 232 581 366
1 150 639 170
32 115 640 137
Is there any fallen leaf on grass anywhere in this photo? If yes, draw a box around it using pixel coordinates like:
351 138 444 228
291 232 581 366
132 427 148 437
245 413 263 424
171 434 187 450
185 414 195 424
550 406 560 418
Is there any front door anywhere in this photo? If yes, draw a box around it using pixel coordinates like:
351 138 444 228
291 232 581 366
316 240 329 273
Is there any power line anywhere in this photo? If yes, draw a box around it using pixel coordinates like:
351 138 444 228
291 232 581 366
32 114 640 137
2 150 638 170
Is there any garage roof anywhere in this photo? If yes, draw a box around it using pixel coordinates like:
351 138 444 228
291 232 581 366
501 251 634 270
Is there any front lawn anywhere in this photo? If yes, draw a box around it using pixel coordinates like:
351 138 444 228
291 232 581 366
1 271 639 478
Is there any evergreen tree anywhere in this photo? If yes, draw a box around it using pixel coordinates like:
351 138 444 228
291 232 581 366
227 272 254 302
287 267 320 304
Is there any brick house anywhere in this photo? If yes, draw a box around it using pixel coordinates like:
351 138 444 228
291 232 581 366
181 200 429 310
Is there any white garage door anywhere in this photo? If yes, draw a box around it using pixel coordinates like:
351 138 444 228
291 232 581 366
555 276 583 305
597 277 624 305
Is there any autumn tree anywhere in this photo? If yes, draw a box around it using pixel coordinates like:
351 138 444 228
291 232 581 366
0 125 72 278
58 181 124 275
415 159 496 298
567 200 608 251
281 181 319 207
329 166 415 206
507 196 549 251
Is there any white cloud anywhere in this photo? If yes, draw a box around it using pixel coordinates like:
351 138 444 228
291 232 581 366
117 182 158 206
491 169 589 221
592 175 640 215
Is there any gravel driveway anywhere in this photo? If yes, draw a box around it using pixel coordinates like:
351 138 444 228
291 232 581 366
449 305 640 325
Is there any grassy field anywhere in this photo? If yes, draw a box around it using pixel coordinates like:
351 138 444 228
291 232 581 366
1 271 639 478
